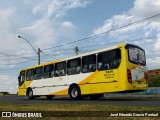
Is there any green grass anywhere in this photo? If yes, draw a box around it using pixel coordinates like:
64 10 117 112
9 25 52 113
0 103 160 111
147 69 160 87
0 103 160 120
148 74 160 87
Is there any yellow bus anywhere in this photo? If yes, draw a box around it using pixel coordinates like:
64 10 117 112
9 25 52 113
18 43 148 100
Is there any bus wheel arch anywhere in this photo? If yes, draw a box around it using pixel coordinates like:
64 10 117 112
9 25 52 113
68 84 81 100
26 87 34 100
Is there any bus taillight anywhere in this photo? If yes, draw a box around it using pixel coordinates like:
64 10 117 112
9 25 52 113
127 69 132 84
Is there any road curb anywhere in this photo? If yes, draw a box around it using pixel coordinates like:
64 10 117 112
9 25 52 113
104 95 160 99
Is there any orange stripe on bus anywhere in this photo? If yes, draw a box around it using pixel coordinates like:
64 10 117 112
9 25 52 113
48 71 98 95
78 71 98 85
50 89 68 95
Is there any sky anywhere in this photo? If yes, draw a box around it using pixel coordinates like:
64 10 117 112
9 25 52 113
0 0 160 93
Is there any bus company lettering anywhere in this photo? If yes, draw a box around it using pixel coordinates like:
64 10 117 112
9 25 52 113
104 70 115 79
106 70 113 73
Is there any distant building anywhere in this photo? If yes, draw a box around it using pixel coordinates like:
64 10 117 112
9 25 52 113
148 69 160 74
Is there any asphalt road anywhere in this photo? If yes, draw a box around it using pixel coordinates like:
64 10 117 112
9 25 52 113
0 95 160 107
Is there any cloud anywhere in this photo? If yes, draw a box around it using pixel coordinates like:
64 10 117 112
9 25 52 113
24 0 90 19
92 0 160 69
147 57 160 70
93 0 160 37
155 33 160 50
93 19 113 35
131 0 160 19
0 75 18 93
0 8 28 55
0 0 90 68
0 8 15 31
0 0 91 93
20 19 56 49
20 0 90 49
61 21 75 28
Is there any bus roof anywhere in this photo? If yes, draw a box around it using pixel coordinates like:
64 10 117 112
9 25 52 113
20 43 127 71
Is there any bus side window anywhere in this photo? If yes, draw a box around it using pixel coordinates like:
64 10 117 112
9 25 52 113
98 49 121 71
54 62 66 77
110 49 121 69
35 67 43 80
82 55 96 73
18 71 25 86
67 58 81 75
98 53 104 70
26 69 34 80
44 64 54 78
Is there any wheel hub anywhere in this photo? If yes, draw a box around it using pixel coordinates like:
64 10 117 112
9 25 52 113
71 88 78 98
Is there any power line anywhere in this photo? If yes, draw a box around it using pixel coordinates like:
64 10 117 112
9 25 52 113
0 51 159 71
79 36 157 49
40 36 158 58
0 68 20 71
40 51 61 61
0 52 37 61
0 60 35 66
42 13 160 51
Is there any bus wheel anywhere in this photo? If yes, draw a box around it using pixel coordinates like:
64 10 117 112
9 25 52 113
46 95 55 100
69 85 81 100
27 89 34 100
89 94 104 100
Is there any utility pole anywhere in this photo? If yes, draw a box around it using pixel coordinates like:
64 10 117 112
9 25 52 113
74 46 79 55
38 48 41 65
18 36 41 65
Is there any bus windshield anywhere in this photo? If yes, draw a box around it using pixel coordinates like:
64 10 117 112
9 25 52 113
128 45 146 65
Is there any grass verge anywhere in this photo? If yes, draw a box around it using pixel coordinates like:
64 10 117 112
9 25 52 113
0 103 160 120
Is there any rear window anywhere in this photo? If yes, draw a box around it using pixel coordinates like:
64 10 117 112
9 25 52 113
128 46 146 65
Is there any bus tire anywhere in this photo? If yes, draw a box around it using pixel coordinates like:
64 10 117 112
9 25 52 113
27 88 34 100
69 85 81 100
89 94 104 100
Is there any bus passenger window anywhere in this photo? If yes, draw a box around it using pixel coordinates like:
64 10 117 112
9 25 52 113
26 69 34 80
44 64 54 78
35 67 43 80
82 55 96 73
98 49 121 71
67 58 81 75
54 62 66 77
